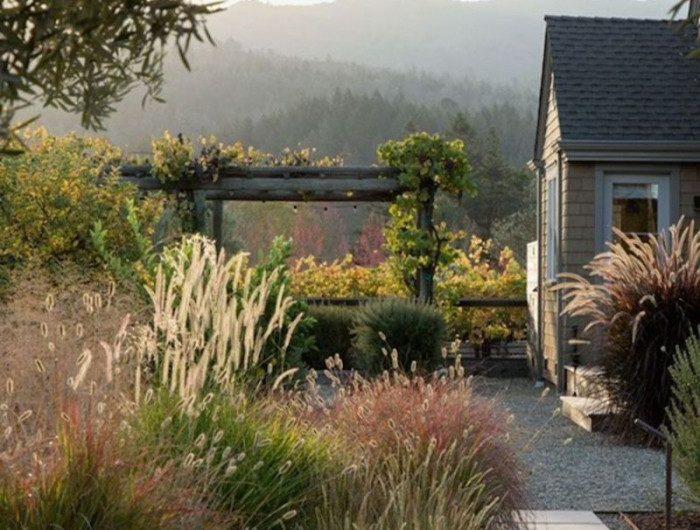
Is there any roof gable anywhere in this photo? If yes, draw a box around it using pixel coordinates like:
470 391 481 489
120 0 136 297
534 16 700 161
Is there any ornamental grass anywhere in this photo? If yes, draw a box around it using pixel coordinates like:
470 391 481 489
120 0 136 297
558 219 700 432
305 365 524 529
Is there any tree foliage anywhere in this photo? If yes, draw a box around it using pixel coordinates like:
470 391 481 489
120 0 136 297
0 0 220 150
378 132 473 299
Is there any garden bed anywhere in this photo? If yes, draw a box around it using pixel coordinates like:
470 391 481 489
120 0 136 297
621 512 700 530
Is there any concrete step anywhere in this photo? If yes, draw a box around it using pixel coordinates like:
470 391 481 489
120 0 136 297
560 396 616 432
513 511 609 530
565 365 607 399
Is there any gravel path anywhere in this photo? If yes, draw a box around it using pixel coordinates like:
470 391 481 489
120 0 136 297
473 378 684 512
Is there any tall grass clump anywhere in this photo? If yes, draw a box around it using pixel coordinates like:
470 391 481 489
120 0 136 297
558 219 700 431
135 391 335 529
666 333 700 505
135 235 303 402
0 412 216 530
309 370 524 529
351 298 447 375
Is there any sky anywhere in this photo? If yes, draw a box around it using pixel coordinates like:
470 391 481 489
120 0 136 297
226 0 487 4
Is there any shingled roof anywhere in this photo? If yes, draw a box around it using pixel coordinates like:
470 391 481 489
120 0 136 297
536 16 700 159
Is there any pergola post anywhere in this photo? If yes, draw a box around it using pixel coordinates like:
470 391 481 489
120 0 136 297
417 186 436 304
212 200 224 252
193 190 207 233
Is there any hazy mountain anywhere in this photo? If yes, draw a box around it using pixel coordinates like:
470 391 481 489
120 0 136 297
34 40 534 158
33 0 668 158
210 0 671 83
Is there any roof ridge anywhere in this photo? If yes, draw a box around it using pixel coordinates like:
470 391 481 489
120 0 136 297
544 15 674 23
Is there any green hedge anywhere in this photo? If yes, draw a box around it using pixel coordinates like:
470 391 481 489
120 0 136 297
304 305 358 370
351 298 447 375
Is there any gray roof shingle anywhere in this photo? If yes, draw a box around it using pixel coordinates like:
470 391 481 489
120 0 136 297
546 16 700 143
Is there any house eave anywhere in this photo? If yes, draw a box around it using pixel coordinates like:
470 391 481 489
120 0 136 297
560 140 700 162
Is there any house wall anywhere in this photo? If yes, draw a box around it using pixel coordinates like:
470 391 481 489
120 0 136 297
540 157 700 388
680 164 700 221
539 74 561 385
559 161 597 368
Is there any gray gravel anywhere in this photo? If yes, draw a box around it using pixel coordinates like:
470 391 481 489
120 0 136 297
473 378 686 512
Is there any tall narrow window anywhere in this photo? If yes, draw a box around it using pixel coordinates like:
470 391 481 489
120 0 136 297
546 168 558 281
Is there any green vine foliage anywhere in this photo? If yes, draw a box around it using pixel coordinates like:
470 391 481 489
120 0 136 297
150 131 344 186
91 199 159 291
378 133 474 299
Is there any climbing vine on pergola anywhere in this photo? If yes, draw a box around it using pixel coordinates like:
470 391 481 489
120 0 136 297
119 132 473 302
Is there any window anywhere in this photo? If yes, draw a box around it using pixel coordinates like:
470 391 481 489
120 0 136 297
546 167 558 281
611 183 658 242
602 174 670 247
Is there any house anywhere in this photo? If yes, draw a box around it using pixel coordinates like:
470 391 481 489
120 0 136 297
530 11 700 393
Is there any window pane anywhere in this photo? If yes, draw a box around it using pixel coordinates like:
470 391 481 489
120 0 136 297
612 183 658 238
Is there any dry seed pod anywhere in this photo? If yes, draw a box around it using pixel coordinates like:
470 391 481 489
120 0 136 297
34 359 46 374
45 294 55 312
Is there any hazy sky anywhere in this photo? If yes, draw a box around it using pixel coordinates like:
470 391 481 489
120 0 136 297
226 0 487 4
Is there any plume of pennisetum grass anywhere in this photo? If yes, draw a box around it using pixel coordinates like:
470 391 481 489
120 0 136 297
133 390 336 530
0 407 220 530
557 219 700 432
314 439 502 530
135 235 302 405
306 366 524 529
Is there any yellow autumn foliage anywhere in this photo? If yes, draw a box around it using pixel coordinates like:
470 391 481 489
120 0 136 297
0 129 164 268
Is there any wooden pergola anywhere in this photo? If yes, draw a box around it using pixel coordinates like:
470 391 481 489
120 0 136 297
120 163 405 260
119 163 528 307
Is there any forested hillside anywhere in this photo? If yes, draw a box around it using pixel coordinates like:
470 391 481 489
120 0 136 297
35 39 535 164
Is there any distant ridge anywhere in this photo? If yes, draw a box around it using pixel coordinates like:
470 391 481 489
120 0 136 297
210 0 670 83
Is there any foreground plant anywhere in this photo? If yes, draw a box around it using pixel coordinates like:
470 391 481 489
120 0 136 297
666 334 700 505
135 391 335 529
558 219 700 431
135 235 302 403
0 411 216 530
308 369 524 529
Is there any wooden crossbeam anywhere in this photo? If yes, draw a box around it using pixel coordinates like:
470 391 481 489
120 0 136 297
119 164 405 202
305 298 528 308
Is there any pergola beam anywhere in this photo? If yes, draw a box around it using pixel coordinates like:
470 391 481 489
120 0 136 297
204 190 399 202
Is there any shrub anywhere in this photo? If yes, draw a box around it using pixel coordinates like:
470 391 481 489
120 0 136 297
351 298 447 375
0 129 164 270
305 305 357 369
134 392 335 529
666 334 700 505
290 239 527 347
559 220 700 431
436 237 527 345
249 237 316 370
310 374 523 529
290 254 407 299
0 416 212 530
